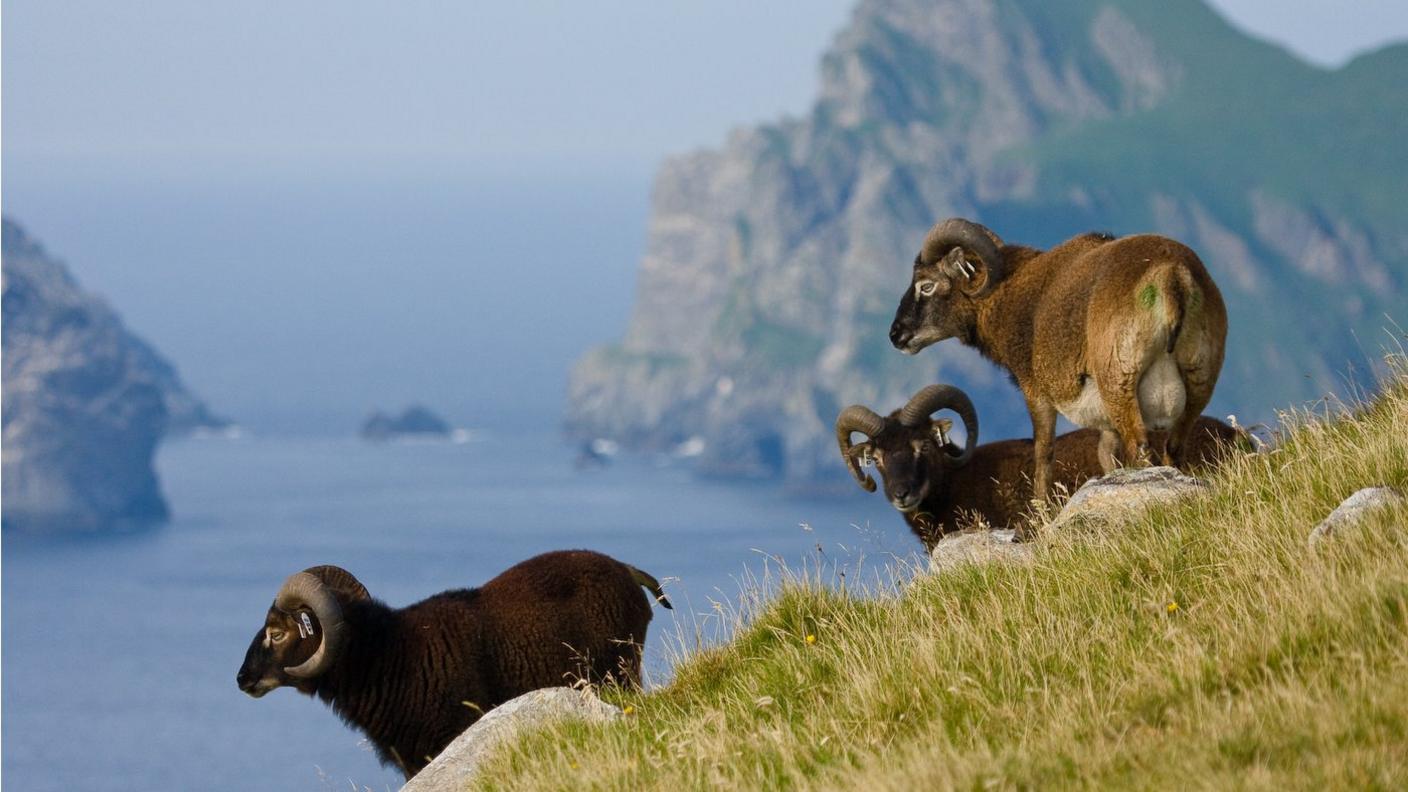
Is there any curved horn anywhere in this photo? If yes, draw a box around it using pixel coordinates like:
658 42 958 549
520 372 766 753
835 405 886 492
274 571 348 679
898 384 979 468
301 565 371 603
923 218 1004 295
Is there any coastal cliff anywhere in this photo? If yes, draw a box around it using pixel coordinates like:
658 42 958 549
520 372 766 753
2 218 224 531
568 0 1407 485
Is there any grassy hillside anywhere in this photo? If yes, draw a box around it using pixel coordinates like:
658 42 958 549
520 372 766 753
480 362 1408 789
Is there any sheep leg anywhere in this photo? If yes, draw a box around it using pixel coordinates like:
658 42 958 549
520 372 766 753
1097 373 1152 468
1152 429 1173 467
1027 399 1058 501
1166 367 1217 471
1166 376 1213 469
1097 429 1121 472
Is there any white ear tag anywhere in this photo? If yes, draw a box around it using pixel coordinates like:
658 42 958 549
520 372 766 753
299 612 315 638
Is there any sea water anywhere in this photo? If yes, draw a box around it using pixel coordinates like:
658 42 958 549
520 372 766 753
3 431 908 791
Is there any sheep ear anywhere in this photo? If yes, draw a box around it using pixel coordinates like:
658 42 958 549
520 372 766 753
849 442 875 468
945 248 988 293
931 419 953 445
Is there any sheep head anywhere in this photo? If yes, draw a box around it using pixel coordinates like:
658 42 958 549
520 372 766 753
890 218 1005 354
236 566 366 698
835 385 979 512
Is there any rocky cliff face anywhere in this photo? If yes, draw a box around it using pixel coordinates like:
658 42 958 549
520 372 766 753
568 0 1407 486
2 219 223 531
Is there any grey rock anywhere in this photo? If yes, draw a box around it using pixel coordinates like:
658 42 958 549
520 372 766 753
400 687 621 792
1050 466 1209 531
929 528 1032 572
1308 487 1406 547
361 405 452 441
2 219 221 532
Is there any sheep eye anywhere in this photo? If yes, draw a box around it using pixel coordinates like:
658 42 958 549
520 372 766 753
268 629 287 643
916 281 938 297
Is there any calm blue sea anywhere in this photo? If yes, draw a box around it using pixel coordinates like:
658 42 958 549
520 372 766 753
2 430 908 791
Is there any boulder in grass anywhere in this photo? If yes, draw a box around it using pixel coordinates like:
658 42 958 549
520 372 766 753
1049 466 1210 532
929 529 1032 573
1308 486 1406 547
400 687 621 792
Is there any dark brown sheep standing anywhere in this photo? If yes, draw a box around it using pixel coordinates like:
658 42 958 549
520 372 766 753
837 385 1245 549
235 549 671 778
889 219 1228 501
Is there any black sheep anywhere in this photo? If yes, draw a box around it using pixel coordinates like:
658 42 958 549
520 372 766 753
236 549 671 778
837 384 1246 548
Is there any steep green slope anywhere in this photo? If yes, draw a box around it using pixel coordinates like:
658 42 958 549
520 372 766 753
484 365 1408 789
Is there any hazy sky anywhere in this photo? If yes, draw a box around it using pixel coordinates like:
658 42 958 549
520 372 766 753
3 1 1406 432
5 1 1406 176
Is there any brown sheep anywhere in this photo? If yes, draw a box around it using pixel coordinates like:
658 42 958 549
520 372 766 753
837 385 1244 548
889 219 1228 500
235 550 670 778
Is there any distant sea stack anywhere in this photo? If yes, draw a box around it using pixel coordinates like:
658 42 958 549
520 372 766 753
360 405 452 441
1 218 224 532
568 0 1407 486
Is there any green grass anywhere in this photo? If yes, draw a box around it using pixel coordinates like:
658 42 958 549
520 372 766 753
475 362 1408 790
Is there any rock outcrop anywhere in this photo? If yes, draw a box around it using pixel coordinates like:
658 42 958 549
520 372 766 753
929 528 1032 572
2 218 221 532
360 405 452 441
567 0 1408 486
1308 486 1406 547
400 687 621 792
1049 466 1209 531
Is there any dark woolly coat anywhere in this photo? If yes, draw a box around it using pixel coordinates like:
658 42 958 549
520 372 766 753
302 550 659 777
905 417 1241 547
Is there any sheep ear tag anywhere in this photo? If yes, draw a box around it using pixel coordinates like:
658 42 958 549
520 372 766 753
932 419 953 445
299 612 315 639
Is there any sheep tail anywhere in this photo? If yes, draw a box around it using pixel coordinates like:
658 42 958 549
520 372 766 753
1143 263 1193 354
628 565 673 610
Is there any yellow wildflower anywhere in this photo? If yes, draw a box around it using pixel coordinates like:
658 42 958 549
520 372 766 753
806 633 817 645
1167 601 1179 614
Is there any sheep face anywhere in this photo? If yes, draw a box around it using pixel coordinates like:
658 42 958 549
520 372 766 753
850 418 954 512
836 385 978 506
236 606 324 698
890 247 986 354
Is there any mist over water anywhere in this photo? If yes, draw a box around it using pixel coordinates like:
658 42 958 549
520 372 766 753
3 161 654 434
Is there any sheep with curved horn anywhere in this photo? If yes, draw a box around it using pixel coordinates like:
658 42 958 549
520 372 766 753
889 219 1228 503
236 550 671 779
839 384 1245 548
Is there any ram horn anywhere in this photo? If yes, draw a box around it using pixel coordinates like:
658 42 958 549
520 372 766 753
274 571 348 679
923 218 1005 295
302 565 371 603
898 384 978 468
835 405 886 492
